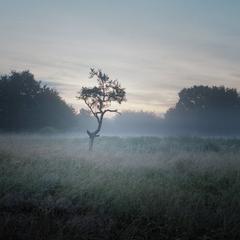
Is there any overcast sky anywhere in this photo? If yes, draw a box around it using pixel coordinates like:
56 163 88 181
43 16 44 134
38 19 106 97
0 0 240 113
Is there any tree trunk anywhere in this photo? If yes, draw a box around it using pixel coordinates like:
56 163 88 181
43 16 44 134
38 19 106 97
87 131 100 151
89 135 94 151
87 115 103 151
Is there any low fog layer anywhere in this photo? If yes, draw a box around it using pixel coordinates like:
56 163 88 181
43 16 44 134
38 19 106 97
79 86 240 137
78 110 240 137
78 110 163 136
1 71 240 136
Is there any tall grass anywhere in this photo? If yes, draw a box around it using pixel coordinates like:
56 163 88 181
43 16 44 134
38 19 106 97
0 135 240 239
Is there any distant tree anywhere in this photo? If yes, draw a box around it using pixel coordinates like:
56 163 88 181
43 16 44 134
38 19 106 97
0 70 76 131
165 85 240 135
77 68 126 151
76 108 96 132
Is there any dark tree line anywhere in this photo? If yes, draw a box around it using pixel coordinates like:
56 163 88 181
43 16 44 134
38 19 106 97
0 71 76 131
1 70 240 136
78 85 240 136
165 86 240 135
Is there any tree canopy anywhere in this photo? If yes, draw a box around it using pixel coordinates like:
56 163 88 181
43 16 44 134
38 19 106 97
165 85 240 135
0 71 76 131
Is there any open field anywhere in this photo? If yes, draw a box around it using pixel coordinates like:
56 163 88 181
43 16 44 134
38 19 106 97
1 135 240 239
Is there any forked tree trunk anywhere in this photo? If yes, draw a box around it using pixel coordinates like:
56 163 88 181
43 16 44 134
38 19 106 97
87 116 102 151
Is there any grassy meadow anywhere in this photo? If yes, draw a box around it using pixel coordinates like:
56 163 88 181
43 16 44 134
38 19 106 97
1 135 240 239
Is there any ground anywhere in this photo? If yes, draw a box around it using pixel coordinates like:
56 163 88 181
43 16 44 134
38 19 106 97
0 135 240 240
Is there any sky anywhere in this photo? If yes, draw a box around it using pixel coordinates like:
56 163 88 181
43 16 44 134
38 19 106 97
0 0 240 113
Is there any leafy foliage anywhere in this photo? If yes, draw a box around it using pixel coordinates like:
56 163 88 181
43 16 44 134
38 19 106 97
0 71 76 131
169 85 239 113
77 68 126 150
165 85 240 135
78 68 126 119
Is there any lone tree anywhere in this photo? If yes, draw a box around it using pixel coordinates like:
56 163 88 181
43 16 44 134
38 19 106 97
77 68 126 151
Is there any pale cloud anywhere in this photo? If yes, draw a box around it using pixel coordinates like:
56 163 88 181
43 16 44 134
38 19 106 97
0 0 240 113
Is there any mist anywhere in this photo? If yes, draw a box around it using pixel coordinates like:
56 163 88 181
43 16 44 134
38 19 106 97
1 0 240 238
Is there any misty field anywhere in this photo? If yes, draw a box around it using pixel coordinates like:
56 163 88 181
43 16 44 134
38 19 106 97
1 135 240 240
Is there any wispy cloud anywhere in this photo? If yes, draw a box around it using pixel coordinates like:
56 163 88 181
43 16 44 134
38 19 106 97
0 0 240 113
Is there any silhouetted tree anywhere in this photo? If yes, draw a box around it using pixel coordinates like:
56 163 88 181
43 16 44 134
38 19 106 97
165 85 240 135
0 70 76 131
77 68 126 150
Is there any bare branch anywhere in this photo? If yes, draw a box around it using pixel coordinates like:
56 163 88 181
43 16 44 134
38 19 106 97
103 109 120 115
84 99 100 123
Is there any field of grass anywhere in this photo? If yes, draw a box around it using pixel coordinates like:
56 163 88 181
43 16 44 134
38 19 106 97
1 135 240 239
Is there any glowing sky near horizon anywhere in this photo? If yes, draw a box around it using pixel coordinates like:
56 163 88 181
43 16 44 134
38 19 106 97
0 0 240 113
